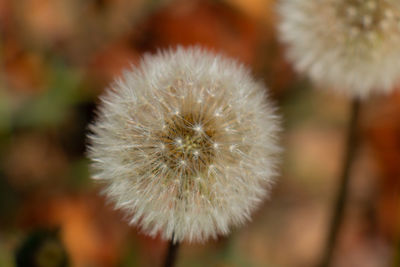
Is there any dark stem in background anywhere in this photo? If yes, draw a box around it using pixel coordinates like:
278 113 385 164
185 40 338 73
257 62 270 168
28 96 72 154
163 239 180 267
317 98 361 267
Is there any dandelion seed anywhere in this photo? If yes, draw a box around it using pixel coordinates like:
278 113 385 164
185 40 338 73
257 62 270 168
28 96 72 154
278 0 400 97
87 47 280 243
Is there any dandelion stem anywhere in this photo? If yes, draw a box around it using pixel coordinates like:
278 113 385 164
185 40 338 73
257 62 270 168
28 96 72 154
163 239 180 267
318 98 361 267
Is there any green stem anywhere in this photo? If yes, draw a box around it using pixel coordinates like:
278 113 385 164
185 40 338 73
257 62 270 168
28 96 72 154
163 239 180 267
317 98 361 267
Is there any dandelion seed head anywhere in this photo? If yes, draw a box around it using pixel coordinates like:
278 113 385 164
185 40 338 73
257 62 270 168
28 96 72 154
88 47 280 243
278 0 400 97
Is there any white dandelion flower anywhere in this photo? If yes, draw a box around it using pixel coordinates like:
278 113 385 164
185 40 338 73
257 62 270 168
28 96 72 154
87 47 280 243
278 0 400 97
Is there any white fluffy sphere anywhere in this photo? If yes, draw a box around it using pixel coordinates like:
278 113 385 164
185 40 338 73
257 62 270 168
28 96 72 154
88 47 280 243
278 0 400 97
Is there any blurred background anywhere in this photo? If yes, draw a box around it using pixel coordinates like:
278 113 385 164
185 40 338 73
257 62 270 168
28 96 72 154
1 0 400 266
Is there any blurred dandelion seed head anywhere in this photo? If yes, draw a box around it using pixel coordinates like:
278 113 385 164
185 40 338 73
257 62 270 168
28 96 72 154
278 0 400 97
87 47 280 243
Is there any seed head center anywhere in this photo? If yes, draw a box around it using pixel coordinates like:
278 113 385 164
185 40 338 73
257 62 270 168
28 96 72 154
158 113 216 175
181 135 201 152
337 0 397 42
